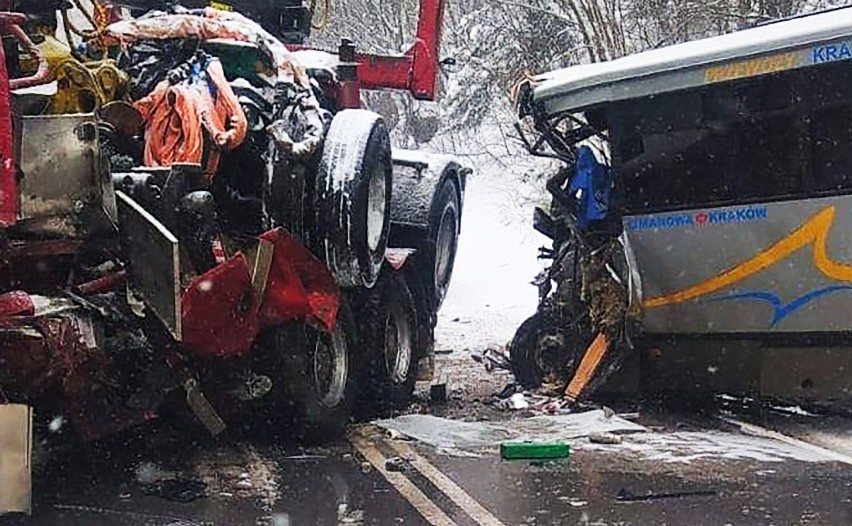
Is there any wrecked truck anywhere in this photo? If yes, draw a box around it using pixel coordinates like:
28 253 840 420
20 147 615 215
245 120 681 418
0 0 467 460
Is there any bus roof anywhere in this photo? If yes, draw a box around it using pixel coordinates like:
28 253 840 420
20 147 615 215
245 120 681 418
531 7 852 117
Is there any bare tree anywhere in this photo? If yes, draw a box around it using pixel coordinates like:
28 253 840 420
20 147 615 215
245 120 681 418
308 0 851 152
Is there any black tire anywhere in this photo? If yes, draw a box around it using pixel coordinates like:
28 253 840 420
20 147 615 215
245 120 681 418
509 313 548 388
263 302 362 442
362 272 421 412
316 110 392 289
417 179 460 312
509 310 584 389
404 263 437 382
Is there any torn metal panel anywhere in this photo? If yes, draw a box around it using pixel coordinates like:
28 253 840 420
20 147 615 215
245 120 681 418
116 190 182 341
15 114 116 237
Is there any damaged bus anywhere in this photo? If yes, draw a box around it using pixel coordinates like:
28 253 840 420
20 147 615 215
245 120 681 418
514 7 852 406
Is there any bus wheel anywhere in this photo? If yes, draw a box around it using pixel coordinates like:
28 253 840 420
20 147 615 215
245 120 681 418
509 311 581 389
363 272 420 412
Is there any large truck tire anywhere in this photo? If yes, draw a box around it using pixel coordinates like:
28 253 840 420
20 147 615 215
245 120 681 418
362 272 421 412
316 110 392 289
262 301 362 442
422 179 461 311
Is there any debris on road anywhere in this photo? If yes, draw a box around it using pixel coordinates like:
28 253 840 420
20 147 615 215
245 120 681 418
134 461 176 486
506 393 530 410
472 347 512 372
500 441 570 460
496 392 568 414
588 431 623 445
384 457 408 473
374 410 645 453
141 478 208 503
616 488 718 503
430 374 449 405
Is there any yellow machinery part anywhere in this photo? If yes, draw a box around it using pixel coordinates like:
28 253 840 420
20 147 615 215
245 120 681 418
16 29 128 114
50 59 128 114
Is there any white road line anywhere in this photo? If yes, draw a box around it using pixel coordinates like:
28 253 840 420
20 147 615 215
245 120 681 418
349 434 459 526
388 440 508 526
720 416 852 466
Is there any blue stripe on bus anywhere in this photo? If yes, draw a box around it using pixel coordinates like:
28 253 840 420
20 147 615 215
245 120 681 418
706 285 852 327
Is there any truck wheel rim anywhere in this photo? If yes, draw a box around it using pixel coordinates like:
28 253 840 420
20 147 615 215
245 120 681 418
385 303 413 385
314 327 349 408
367 166 387 253
435 207 457 288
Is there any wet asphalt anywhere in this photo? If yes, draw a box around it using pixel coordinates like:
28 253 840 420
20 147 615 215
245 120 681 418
11 410 852 526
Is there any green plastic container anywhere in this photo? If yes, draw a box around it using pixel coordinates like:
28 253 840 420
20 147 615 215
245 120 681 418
500 441 571 460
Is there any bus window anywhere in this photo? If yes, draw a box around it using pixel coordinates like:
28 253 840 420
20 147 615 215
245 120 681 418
616 73 805 214
808 63 852 194
811 105 852 193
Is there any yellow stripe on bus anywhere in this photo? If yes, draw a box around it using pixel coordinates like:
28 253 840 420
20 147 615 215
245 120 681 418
645 206 852 308
705 51 799 83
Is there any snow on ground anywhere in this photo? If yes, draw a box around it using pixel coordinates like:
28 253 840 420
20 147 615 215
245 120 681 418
434 159 548 353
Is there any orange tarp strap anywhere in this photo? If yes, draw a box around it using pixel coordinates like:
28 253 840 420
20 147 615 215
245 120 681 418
134 59 247 180
564 333 611 402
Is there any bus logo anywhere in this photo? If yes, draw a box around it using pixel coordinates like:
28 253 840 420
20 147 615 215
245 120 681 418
626 206 768 232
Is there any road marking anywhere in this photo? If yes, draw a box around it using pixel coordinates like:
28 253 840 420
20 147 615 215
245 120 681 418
720 416 852 466
54 504 212 525
349 434 459 526
388 440 508 526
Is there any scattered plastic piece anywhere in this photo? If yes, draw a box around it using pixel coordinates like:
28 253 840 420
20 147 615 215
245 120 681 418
385 457 407 472
142 478 207 503
501 441 571 460
589 431 623 445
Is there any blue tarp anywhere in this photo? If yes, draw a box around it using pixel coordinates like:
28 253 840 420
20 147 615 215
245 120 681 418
568 146 612 230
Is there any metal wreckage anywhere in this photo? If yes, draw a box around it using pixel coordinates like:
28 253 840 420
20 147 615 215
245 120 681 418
0 0 467 510
510 85 634 404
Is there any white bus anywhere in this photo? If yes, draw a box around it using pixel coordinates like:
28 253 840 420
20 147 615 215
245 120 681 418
516 7 852 404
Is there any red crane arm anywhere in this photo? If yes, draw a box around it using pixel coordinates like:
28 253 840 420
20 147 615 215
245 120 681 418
355 0 446 101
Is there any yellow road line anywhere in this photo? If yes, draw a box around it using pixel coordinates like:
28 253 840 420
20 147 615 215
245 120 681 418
388 440 508 526
349 434 459 526
720 416 852 466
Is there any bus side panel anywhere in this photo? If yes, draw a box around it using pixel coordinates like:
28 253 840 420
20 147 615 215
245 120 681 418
626 195 852 334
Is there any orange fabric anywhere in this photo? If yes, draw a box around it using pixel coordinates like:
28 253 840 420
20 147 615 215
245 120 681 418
201 59 247 150
135 81 205 168
133 59 247 179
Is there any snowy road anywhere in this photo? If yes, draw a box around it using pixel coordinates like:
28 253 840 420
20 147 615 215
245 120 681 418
435 164 546 353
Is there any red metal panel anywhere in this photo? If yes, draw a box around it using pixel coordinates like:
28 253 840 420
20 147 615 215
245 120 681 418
0 19 15 227
357 54 414 92
410 0 445 100
352 0 445 101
